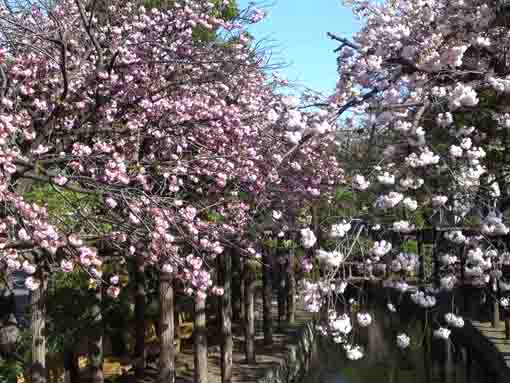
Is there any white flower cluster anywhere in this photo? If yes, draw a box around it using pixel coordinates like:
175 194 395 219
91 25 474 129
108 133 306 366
352 174 370 190
316 249 344 268
336 280 348 294
394 120 413 133
500 280 510 292
445 313 464 328
473 36 491 47
302 281 321 312
402 197 418 211
488 76 510 93
301 228 317 249
444 230 466 244
394 280 411 292
393 220 415 233
405 148 440 168
440 253 458 266
450 83 478 109
356 312 372 327
344 344 364 360
466 248 493 273
410 291 437 308
391 252 419 274
396 333 411 349
457 164 486 188
449 145 463 158
330 220 351 238
431 195 448 207
481 214 509 236
440 274 457 291
440 45 468 68
371 240 392 258
285 131 302 144
400 176 424 190
25 276 41 291
377 171 395 185
500 297 510 308
329 312 353 343
437 112 454 127
433 327 451 340
375 192 403 209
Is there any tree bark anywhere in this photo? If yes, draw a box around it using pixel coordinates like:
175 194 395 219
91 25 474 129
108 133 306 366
218 251 233 383
262 248 273 345
286 238 296 325
89 285 104 383
244 264 256 363
194 295 207 383
31 272 47 383
232 248 242 322
135 253 146 380
159 271 175 383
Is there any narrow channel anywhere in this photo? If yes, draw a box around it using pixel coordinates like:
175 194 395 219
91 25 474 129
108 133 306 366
302 307 487 383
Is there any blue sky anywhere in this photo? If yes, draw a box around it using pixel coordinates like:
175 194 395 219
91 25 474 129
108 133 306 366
238 0 360 95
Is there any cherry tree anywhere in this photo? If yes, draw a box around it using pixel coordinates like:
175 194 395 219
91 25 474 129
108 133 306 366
293 0 510 361
0 1 292 382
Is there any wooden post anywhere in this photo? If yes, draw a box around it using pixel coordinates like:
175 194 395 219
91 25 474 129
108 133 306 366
465 347 472 383
159 271 175 383
89 283 104 383
244 261 256 363
459 243 467 316
432 229 441 288
194 294 208 383
31 271 47 383
277 248 287 328
417 230 425 283
423 323 432 383
134 253 146 380
240 256 245 321
219 250 233 383
262 247 273 345
492 288 501 328
232 248 243 322
440 339 454 383
287 233 296 325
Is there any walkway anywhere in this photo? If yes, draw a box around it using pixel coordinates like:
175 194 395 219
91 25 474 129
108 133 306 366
470 320 510 368
172 298 314 383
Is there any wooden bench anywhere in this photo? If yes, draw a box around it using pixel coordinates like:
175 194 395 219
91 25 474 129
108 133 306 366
176 311 194 353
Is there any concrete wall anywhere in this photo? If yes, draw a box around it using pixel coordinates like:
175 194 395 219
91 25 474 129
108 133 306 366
257 321 318 383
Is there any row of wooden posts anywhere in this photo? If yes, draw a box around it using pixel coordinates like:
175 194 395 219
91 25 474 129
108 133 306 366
141 241 301 383
26 239 301 383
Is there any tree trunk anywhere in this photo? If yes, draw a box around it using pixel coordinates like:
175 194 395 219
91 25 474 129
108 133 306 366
218 251 233 383
286 239 296 325
194 295 207 383
70 351 80 383
262 249 273 345
31 273 47 383
244 265 256 363
232 249 242 322
135 254 146 380
159 271 175 383
89 285 104 383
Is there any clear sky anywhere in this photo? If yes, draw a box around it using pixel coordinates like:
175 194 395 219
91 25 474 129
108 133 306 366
238 0 360 96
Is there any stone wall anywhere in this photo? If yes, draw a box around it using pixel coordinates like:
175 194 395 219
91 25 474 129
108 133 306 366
257 321 318 383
